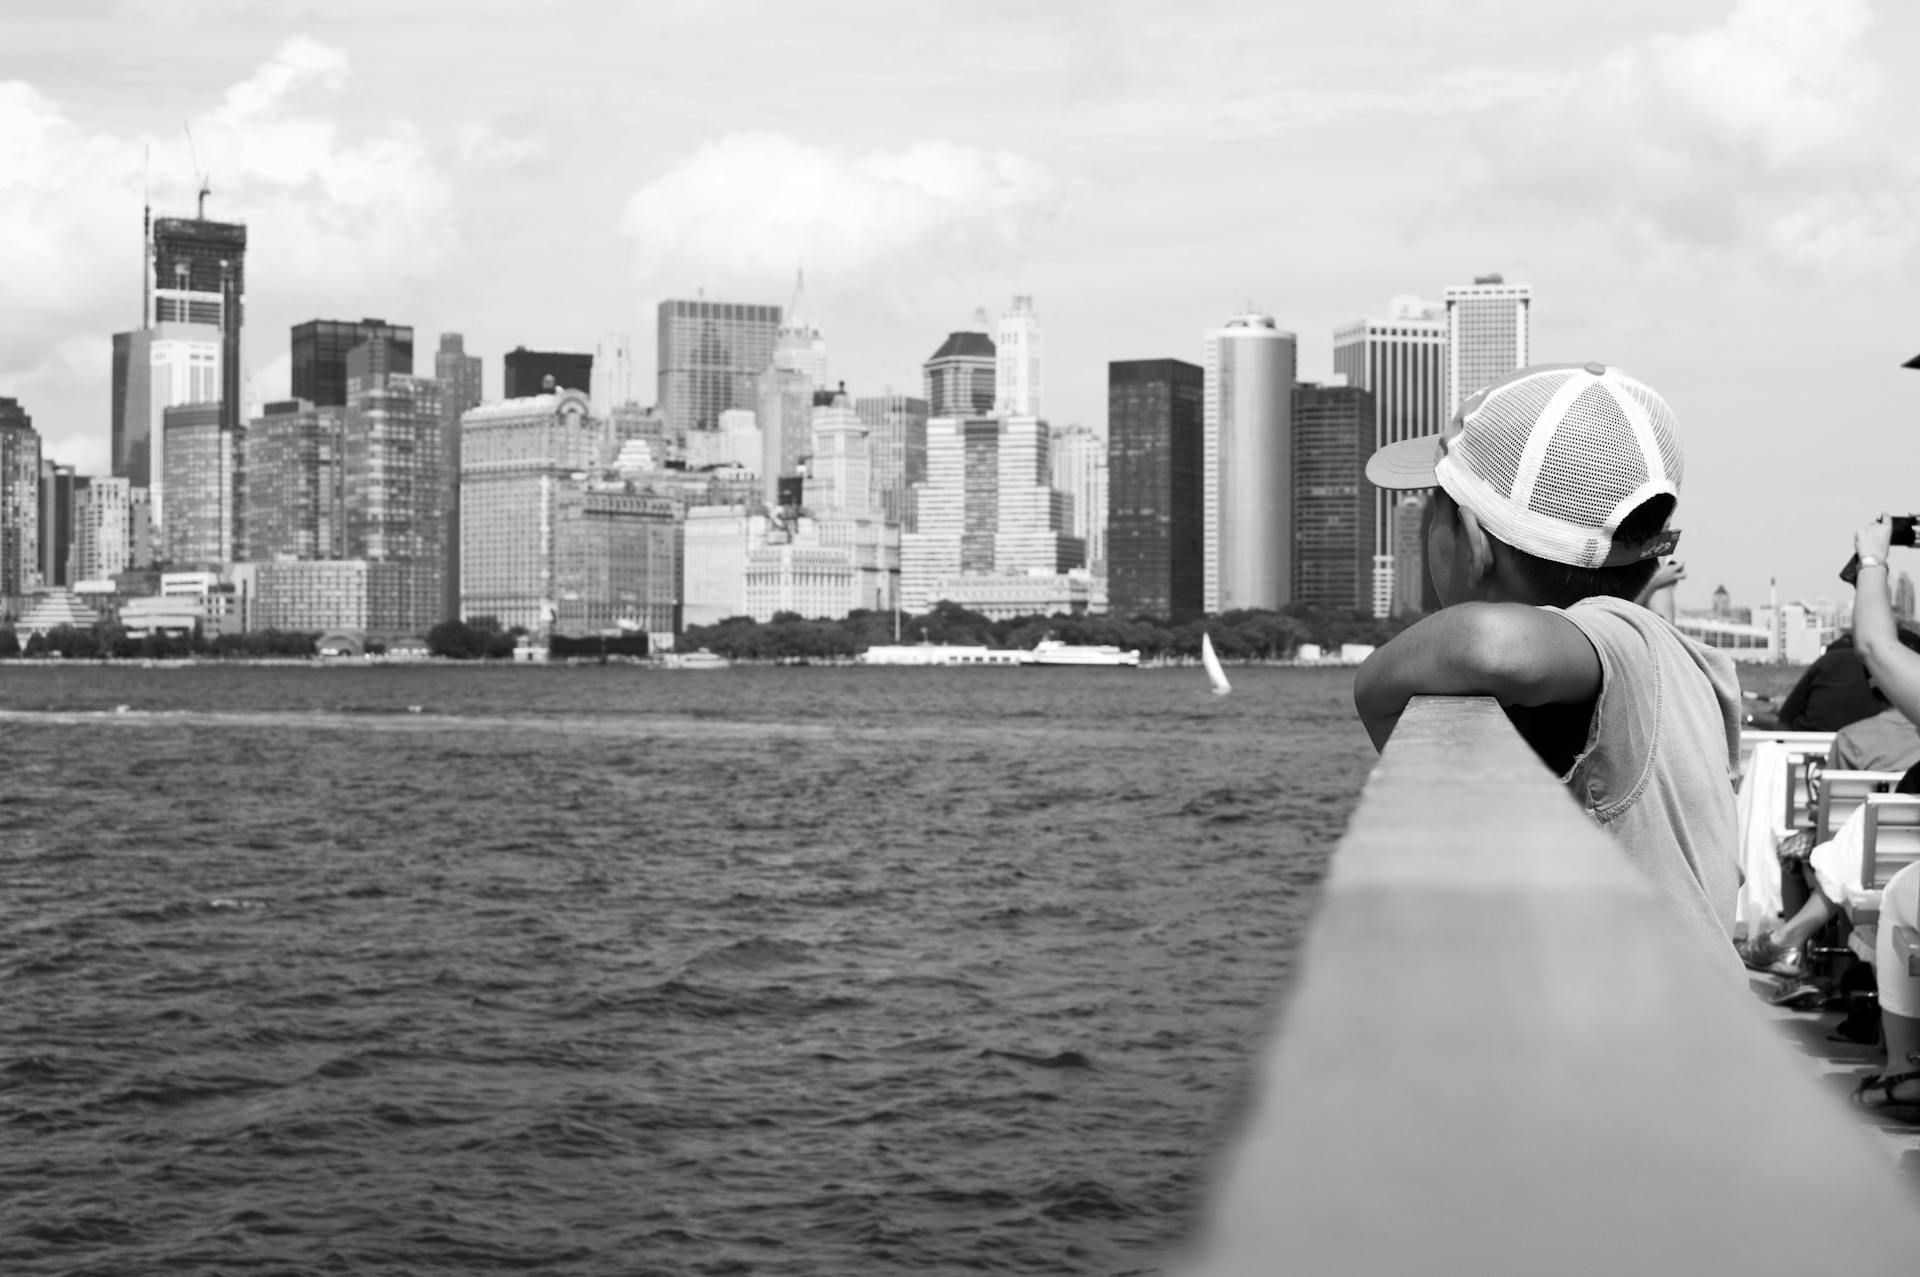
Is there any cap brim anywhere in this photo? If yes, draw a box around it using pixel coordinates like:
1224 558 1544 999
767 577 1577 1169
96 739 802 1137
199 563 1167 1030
1365 434 1442 490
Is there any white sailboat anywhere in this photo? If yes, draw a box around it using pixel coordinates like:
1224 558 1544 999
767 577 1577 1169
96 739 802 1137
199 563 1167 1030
1201 632 1231 696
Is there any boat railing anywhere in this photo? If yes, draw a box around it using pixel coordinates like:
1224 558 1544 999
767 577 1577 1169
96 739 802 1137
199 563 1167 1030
1176 695 1920 1275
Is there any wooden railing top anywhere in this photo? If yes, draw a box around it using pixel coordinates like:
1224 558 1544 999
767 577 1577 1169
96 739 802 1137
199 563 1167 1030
1178 696 1920 1276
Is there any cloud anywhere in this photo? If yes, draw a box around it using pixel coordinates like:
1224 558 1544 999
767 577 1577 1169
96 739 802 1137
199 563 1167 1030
619 133 1061 291
0 35 457 458
1463 0 1920 271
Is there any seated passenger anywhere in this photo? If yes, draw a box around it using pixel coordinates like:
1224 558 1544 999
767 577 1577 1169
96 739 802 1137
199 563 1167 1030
1741 522 1920 975
1857 860 1920 1113
1756 634 1881 732
1355 363 1743 982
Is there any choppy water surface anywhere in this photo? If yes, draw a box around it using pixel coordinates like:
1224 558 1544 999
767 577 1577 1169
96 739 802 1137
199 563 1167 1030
0 663 1375 1275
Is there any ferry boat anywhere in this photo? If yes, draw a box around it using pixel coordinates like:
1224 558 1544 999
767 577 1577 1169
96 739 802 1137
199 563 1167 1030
1021 639 1141 668
858 644 1024 667
657 649 731 670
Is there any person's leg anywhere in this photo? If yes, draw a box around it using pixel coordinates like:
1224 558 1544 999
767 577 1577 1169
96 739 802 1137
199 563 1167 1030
1767 865 1837 951
1866 864 1920 1105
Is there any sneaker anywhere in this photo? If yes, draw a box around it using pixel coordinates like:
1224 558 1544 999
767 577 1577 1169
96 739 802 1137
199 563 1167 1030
1737 934 1805 978
1767 977 1825 1009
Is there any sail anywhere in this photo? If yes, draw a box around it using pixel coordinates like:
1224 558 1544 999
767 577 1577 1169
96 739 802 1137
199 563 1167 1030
1201 632 1231 696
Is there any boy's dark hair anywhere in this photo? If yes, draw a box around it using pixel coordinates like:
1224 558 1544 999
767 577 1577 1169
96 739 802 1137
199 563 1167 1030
1496 494 1675 608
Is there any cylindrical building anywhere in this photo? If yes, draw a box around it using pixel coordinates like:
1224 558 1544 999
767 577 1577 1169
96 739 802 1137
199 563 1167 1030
1203 314 1295 613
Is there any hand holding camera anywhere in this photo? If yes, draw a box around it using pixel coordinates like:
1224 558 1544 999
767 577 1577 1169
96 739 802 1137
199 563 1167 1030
1839 515 1918 585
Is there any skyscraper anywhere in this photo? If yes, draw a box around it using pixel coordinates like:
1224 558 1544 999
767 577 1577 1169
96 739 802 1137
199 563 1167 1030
0 398 38 596
161 402 232 567
1107 359 1203 621
345 338 446 633
1332 297 1447 616
143 321 222 531
757 367 816 504
504 347 594 399
1203 314 1295 614
111 329 153 487
855 392 928 525
151 212 246 437
112 202 243 530
461 389 630 633
1291 382 1375 612
1445 273 1531 412
995 295 1042 418
898 413 1083 615
436 334 483 622
923 312 996 417
244 399 344 562
591 331 634 418
1049 424 1106 569
292 318 415 408
73 476 137 582
38 460 76 588
773 271 828 385
900 417 964 612
808 389 871 519
656 298 782 438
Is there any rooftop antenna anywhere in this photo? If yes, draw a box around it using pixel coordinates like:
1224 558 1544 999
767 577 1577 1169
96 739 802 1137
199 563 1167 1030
183 121 209 218
141 144 151 329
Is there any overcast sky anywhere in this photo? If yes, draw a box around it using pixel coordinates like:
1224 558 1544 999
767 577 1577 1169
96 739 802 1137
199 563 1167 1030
4 0 1918 608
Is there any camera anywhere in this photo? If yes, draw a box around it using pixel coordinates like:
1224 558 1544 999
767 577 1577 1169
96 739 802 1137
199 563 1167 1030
1839 516 1919 584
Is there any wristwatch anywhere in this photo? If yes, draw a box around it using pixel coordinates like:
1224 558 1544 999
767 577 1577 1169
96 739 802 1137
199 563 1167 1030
1859 556 1888 572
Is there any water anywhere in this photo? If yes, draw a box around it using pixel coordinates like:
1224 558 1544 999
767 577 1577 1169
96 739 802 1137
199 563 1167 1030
0 663 1376 1275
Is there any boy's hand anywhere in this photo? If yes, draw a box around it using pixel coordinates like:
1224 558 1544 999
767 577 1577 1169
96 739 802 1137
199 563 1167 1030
1353 603 1602 752
1648 557 1685 592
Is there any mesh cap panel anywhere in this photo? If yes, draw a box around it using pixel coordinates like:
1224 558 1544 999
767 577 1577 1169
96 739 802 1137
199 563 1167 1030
1455 372 1566 498
1434 362 1682 568
1531 385 1649 529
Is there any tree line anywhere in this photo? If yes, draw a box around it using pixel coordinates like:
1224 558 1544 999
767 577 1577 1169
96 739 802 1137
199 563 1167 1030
681 601 1418 662
0 624 324 660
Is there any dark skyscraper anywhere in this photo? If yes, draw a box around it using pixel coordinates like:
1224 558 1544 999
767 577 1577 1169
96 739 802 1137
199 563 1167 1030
1291 382 1376 612
111 329 153 486
39 460 76 588
504 347 593 399
292 318 415 408
923 325 997 417
436 334 483 621
1107 359 1203 621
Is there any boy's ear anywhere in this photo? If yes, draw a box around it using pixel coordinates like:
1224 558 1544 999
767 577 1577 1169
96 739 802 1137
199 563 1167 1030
1455 503 1497 583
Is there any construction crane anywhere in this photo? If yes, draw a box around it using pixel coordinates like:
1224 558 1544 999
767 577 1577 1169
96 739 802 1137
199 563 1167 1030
183 121 210 218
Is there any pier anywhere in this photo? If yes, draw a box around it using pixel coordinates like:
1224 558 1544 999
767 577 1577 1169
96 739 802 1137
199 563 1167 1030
1180 696 1920 1275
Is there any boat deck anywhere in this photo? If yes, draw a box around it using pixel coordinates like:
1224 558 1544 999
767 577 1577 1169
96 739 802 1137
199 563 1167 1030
1751 973 1920 1194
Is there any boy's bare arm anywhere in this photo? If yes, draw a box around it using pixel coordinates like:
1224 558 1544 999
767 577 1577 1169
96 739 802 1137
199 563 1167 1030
1353 603 1604 751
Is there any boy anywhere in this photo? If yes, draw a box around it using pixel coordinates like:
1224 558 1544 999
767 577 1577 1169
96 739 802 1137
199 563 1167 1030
1354 361 1743 977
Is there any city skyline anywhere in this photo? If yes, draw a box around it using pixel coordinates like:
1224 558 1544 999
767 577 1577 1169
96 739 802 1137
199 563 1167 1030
4 0 1919 610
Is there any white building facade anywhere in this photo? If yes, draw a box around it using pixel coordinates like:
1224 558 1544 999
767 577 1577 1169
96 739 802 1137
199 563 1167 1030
1203 313 1295 613
773 270 828 386
591 331 635 419
73 476 137 582
1333 297 1447 617
1444 274 1531 413
459 390 602 633
146 320 222 532
1049 424 1107 569
995 295 1042 418
901 416 965 613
